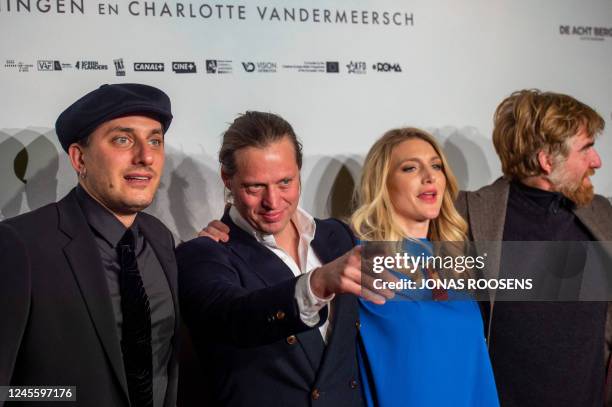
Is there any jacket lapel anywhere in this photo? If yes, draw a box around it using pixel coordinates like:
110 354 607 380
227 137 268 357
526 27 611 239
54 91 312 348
224 214 297 286
310 221 359 380
468 177 508 243
57 190 129 401
466 178 510 341
467 178 509 285
574 205 612 242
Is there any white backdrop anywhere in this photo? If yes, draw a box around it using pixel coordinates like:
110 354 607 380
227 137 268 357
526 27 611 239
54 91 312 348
1 0 611 241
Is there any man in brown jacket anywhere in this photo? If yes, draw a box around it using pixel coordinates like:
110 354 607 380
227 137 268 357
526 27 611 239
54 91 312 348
456 89 612 407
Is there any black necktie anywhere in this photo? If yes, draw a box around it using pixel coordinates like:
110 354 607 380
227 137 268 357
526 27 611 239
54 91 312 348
117 229 153 407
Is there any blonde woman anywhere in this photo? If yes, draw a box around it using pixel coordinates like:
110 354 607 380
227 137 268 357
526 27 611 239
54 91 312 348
352 128 498 406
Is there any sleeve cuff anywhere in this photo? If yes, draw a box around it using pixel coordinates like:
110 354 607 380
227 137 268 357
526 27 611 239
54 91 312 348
294 270 334 327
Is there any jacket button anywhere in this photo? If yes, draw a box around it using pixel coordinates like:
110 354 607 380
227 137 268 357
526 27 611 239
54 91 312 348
276 310 286 320
311 388 320 400
286 335 297 345
355 321 361 330
349 379 358 389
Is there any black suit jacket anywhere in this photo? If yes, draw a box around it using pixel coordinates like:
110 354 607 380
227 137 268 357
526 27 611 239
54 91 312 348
177 214 363 407
0 189 179 407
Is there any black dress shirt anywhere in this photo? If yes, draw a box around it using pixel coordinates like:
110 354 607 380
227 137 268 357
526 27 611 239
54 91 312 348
76 186 175 407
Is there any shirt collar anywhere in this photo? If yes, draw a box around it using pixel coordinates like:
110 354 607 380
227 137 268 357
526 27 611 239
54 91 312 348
228 205 317 248
512 181 576 214
75 184 138 248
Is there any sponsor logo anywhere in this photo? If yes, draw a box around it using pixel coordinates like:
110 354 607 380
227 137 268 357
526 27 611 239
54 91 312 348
346 61 367 74
75 61 108 70
242 61 277 73
38 60 71 71
256 62 277 73
134 62 164 72
114 58 126 76
282 61 332 73
559 25 612 41
37 60 54 71
326 61 339 73
172 61 197 73
242 62 255 72
17 62 33 72
206 59 232 74
372 62 402 72
5 59 33 72
206 60 217 73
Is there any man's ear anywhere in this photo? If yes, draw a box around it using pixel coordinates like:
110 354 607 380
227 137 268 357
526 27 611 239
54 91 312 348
68 143 85 174
221 169 232 190
537 150 554 175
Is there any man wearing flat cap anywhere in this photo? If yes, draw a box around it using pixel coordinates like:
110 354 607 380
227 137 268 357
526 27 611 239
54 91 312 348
0 83 179 407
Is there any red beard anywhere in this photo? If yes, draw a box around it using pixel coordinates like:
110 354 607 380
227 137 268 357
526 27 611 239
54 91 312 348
557 169 595 207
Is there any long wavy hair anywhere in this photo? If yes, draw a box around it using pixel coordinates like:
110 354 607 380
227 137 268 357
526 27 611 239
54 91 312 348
351 127 467 243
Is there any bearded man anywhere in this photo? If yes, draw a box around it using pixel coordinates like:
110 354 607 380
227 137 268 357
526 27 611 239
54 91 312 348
456 89 612 407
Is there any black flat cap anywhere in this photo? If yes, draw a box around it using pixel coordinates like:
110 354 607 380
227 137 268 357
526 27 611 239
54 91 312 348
55 83 173 152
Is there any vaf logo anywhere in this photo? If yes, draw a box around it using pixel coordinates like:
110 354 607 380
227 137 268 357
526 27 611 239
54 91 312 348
242 62 255 72
37 60 54 71
38 60 68 71
372 62 402 72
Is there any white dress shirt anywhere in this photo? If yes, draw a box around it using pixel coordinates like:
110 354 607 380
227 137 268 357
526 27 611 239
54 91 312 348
229 205 334 343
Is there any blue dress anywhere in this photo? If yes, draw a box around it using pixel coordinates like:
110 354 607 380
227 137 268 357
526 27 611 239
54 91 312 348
357 240 499 406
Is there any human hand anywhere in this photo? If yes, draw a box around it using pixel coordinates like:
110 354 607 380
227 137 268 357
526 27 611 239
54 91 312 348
310 246 396 304
198 220 230 242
